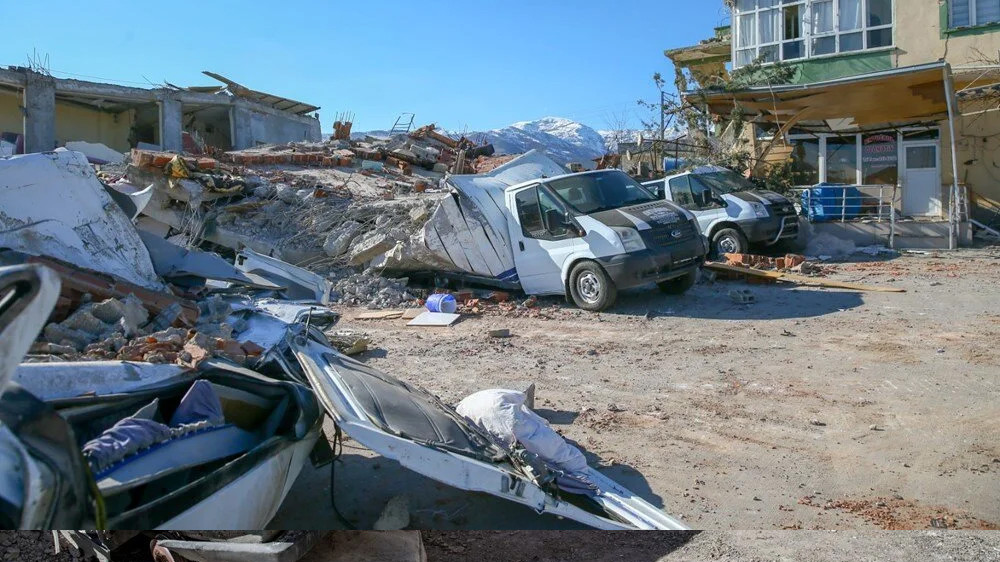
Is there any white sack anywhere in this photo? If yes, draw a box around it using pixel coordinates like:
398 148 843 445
456 389 587 474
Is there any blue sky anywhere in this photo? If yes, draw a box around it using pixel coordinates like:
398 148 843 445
1 1 729 132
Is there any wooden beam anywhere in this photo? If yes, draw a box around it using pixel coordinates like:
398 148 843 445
704 262 906 293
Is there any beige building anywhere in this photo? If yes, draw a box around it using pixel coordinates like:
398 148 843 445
670 0 1000 246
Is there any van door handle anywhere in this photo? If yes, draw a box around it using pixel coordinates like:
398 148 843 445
519 241 525 251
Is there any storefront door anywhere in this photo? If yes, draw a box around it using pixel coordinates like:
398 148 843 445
902 143 941 217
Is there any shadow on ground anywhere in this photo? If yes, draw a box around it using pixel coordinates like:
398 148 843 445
609 282 865 321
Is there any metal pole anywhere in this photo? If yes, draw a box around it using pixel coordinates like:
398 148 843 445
943 64 962 250
660 90 666 173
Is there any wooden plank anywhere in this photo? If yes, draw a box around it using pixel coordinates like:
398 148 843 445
704 262 906 293
355 310 404 320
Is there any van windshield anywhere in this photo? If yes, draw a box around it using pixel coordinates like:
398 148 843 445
546 171 657 214
693 169 758 195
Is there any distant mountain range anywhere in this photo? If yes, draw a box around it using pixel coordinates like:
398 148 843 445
348 117 659 165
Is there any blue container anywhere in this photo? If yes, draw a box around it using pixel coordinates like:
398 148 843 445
426 293 457 314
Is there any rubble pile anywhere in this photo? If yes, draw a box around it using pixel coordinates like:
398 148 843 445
118 122 490 308
331 272 418 308
30 293 261 367
723 252 828 275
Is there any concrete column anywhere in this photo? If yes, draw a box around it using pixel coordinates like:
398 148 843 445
230 102 254 150
22 72 56 153
159 95 183 152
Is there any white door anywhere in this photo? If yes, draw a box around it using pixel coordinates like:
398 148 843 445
902 143 941 216
507 185 584 295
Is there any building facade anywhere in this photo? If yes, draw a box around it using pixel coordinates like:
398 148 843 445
674 0 1000 222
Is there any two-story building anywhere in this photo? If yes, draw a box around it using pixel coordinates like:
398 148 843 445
669 0 1000 248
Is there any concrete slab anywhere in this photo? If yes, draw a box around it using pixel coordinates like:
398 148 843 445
298 531 426 562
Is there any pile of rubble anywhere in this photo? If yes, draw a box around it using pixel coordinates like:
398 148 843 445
107 121 498 309
723 253 828 275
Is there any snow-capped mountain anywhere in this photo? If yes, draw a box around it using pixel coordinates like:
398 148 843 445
350 117 646 165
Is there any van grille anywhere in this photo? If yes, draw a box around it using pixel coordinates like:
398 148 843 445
643 220 698 248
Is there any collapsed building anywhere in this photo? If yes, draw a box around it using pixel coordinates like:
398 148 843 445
0 67 322 156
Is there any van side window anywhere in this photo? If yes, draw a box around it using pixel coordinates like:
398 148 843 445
668 176 695 209
515 187 546 238
539 189 568 237
689 176 721 209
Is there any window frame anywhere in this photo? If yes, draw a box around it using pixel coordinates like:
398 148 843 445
732 0 894 68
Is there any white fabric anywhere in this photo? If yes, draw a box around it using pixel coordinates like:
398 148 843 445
738 13 756 48
456 389 588 475
812 0 834 34
760 8 780 44
839 0 862 30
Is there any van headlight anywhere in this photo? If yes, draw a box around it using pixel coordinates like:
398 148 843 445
611 227 646 253
751 202 770 218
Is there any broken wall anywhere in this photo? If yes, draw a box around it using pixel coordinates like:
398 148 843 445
232 103 321 149
54 102 132 152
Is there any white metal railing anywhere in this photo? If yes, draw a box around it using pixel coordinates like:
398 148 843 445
792 184 899 247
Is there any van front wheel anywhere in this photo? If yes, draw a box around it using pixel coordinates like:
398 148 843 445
569 261 618 312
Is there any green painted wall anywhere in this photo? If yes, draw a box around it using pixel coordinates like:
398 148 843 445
788 50 893 84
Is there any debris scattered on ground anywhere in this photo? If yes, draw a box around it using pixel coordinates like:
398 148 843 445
728 289 756 304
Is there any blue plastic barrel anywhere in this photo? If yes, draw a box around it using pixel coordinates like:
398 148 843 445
426 293 457 313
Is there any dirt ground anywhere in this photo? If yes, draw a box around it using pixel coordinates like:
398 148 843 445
422 531 1000 561
272 248 1000 531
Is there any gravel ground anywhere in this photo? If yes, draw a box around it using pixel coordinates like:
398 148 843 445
0 532 86 561
422 531 1000 561
273 248 1000 530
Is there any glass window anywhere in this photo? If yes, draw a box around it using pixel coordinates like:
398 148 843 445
839 0 863 30
546 171 657 215
515 187 546 238
538 189 568 236
868 27 893 47
694 169 760 194
827 136 859 184
789 138 821 185
737 0 756 11
760 8 781 43
841 31 864 51
812 0 835 33
668 176 695 208
951 0 971 27
978 0 1000 24
813 36 837 55
906 146 937 170
783 4 803 39
862 133 898 185
868 0 893 26
738 13 757 48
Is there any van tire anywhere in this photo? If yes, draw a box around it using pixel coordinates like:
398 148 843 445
657 270 697 294
712 228 748 257
568 261 617 312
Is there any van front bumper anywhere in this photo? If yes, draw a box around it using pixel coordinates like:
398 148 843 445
598 236 708 290
741 215 801 245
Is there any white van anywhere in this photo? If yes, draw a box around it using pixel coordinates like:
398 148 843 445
426 151 710 312
643 166 801 256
